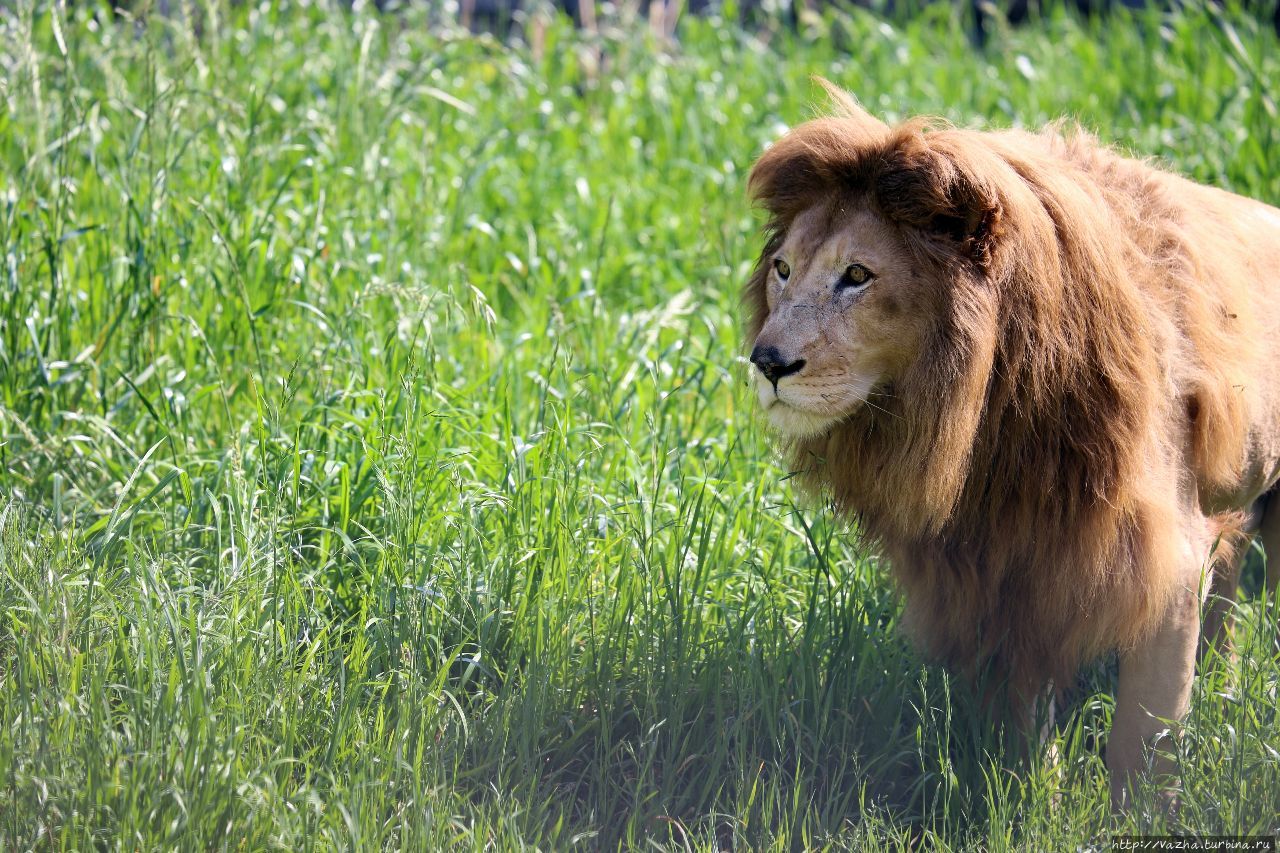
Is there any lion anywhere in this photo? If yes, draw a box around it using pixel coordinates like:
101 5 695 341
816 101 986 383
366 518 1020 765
742 82 1280 809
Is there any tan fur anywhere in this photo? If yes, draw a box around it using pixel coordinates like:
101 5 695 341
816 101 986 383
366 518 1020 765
743 85 1280 802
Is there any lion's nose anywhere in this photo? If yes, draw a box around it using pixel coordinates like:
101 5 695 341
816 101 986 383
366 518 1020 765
750 345 806 383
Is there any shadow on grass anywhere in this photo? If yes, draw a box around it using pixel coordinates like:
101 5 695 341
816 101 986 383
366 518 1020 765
435 613 1085 848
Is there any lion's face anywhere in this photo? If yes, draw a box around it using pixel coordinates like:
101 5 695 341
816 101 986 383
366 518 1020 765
750 203 929 438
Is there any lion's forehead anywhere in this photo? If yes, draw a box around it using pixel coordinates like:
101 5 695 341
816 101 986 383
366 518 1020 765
782 207 903 275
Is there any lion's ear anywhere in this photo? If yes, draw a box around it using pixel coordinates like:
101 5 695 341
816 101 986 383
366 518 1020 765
748 84 890 221
874 132 1003 265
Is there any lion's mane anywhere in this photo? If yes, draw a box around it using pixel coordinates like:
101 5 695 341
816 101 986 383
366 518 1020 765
744 92 1253 694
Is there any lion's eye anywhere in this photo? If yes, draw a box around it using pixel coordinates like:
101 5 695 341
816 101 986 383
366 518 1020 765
773 258 790 280
838 263 875 290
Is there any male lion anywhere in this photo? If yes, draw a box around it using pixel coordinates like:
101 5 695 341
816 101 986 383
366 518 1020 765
743 83 1280 808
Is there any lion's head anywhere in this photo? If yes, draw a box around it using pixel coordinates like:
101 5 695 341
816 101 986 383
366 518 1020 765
749 200 935 439
744 85 1018 532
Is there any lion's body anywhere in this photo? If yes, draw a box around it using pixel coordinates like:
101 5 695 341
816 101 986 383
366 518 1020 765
821 129 1280 693
743 90 1280 805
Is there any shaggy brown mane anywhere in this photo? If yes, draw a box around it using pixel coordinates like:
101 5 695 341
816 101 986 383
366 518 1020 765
743 90 1256 695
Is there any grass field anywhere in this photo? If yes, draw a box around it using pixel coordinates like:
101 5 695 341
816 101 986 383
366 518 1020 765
2 1 1279 848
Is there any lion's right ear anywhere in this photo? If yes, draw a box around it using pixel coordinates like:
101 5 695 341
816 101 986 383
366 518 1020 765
748 105 890 220
873 130 1004 266
747 80 888 216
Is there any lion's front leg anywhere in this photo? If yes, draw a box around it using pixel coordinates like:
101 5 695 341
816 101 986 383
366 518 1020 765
1106 583 1201 811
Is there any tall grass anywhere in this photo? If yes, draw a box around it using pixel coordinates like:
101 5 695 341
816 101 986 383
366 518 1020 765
1 1 1277 847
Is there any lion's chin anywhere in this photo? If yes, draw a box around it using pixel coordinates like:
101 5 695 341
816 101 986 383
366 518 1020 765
763 401 844 439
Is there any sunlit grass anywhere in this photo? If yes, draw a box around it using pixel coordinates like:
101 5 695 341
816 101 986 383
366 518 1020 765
1 1 1277 847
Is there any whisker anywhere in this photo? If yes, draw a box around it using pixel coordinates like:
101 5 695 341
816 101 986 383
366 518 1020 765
860 395 902 421
813 387 902 421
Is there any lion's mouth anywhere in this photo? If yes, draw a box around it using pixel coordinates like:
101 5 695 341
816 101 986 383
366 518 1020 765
759 380 821 416
754 370 884 439
759 391 846 439
759 379 833 416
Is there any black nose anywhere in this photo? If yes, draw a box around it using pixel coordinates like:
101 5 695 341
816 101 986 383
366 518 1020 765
750 345 806 384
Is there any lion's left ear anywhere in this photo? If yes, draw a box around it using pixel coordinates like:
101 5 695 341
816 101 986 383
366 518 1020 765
874 131 1004 266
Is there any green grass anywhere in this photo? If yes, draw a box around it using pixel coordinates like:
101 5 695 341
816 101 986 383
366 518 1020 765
2 1 1279 848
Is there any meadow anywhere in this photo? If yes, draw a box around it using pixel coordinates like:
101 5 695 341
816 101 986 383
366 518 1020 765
1 1 1278 848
